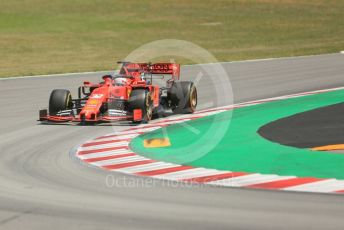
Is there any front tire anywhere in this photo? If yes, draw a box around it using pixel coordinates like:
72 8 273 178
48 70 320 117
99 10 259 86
49 89 73 115
128 89 153 123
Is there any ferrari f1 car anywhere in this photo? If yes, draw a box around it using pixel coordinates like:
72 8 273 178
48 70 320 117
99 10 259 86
39 62 197 124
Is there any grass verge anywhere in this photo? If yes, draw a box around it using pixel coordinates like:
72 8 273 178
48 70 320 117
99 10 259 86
1 0 344 77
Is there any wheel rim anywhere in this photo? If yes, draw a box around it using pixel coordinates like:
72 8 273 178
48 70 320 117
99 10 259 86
66 93 72 109
190 87 197 109
146 105 152 120
145 93 153 121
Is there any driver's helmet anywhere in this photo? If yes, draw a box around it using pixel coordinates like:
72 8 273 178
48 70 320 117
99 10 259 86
102 74 113 80
114 76 129 86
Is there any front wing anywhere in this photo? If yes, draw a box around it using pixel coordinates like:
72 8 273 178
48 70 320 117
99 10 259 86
38 109 142 123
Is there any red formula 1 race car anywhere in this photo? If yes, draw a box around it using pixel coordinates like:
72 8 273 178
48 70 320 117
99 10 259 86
39 62 197 124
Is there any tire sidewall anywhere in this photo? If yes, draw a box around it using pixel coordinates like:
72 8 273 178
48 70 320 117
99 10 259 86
49 89 72 115
169 81 197 114
128 89 153 122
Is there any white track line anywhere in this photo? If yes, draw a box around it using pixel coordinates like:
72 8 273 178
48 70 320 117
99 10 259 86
2 52 340 80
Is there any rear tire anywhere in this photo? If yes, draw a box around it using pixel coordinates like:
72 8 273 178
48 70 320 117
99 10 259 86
128 89 153 123
49 89 73 115
168 81 197 114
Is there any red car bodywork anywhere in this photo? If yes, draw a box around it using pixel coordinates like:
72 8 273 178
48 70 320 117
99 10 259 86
39 62 180 123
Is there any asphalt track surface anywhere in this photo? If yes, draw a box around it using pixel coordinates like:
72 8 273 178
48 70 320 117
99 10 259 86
259 102 344 148
1 53 344 230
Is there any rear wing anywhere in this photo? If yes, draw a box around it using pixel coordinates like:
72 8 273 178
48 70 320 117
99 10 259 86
119 62 180 80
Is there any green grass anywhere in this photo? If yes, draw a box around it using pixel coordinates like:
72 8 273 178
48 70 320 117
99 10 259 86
1 0 344 77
